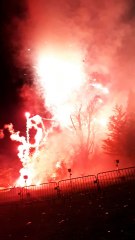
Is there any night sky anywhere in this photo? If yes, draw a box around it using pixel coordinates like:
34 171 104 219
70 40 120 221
0 1 28 128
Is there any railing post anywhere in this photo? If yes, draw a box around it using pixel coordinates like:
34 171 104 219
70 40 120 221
54 184 61 198
95 174 101 192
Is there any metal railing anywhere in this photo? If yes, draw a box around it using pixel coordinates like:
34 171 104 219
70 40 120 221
0 182 58 203
97 166 135 189
57 175 97 196
22 182 58 201
0 166 135 203
0 187 22 203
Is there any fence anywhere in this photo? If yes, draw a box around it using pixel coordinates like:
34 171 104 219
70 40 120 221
22 182 58 201
0 166 135 203
58 175 97 196
97 166 135 189
0 187 22 203
0 182 58 203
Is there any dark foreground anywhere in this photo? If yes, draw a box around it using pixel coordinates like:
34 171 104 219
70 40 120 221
0 183 135 240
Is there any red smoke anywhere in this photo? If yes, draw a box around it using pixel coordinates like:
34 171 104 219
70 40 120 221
1 0 135 186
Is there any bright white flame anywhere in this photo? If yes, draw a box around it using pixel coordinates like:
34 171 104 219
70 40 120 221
6 113 48 186
36 52 86 126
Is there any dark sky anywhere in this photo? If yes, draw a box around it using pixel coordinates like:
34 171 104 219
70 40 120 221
0 0 28 128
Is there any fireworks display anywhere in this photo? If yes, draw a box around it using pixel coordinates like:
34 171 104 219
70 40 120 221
4 69 110 186
1 0 135 187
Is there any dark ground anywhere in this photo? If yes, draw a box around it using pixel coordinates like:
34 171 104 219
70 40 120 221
0 183 135 240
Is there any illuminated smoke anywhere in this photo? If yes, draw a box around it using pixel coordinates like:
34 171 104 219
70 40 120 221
2 0 135 185
22 0 135 128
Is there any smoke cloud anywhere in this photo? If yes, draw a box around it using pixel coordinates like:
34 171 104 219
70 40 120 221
1 0 135 186
16 0 135 176
23 0 135 86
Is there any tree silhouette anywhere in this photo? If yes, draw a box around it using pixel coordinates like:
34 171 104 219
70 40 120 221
102 105 127 156
125 113 135 160
70 96 101 165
